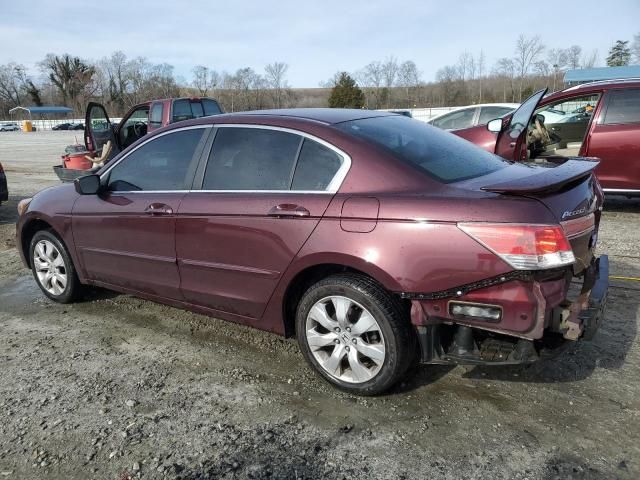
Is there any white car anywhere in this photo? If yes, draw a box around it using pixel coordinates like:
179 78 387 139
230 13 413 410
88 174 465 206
428 103 519 131
0 122 20 132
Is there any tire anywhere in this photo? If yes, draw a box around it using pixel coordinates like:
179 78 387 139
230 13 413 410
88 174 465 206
296 273 416 395
29 229 81 303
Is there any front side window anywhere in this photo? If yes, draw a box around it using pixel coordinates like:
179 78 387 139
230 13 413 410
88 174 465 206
478 106 514 125
431 108 476 130
107 128 205 191
603 89 640 125
203 99 222 116
172 99 193 122
536 94 600 125
203 127 301 190
119 106 149 148
337 116 508 183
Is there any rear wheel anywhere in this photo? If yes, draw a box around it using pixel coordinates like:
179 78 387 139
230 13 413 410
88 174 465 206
296 273 415 395
29 230 81 303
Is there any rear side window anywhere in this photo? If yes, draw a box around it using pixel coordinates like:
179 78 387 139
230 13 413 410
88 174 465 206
203 127 301 190
603 89 640 125
431 108 476 130
337 116 508 183
292 139 343 190
191 101 205 118
150 103 163 128
107 128 205 191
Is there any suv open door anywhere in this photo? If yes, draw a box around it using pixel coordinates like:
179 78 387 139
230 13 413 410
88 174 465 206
84 102 120 162
490 89 547 160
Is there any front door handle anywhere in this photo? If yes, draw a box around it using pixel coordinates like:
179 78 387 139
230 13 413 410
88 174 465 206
268 203 310 217
145 203 173 215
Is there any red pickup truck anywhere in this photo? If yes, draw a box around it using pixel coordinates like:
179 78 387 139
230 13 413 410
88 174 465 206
84 97 223 160
454 79 640 195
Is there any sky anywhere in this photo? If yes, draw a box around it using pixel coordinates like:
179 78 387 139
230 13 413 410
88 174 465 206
1 0 638 87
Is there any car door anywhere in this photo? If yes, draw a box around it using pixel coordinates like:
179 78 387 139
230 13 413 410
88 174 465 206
176 125 348 321
84 102 121 160
494 89 547 160
73 126 210 299
586 88 640 191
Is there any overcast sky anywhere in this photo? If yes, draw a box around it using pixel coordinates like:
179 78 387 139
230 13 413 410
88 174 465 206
1 0 638 87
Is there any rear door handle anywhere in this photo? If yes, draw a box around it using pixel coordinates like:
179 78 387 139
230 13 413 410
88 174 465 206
267 203 310 217
145 203 173 215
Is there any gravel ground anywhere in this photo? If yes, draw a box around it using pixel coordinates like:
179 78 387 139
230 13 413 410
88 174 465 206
0 131 639 479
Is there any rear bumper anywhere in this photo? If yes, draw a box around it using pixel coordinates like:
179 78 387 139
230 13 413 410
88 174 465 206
409 255 608 365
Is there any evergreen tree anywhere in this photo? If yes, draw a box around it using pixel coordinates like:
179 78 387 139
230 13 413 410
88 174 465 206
606 40 631 67
328 72 365 108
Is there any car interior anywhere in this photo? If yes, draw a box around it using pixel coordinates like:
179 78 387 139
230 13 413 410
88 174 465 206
527 94 600 159
118 106 150 149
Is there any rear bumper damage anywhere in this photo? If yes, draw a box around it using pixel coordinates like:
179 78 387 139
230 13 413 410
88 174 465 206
407 255 609 365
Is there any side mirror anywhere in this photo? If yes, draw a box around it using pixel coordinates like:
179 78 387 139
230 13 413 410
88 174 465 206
74 174 101 195
487 118 503 133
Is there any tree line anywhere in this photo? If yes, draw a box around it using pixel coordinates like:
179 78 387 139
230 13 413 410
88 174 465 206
1 34 638 118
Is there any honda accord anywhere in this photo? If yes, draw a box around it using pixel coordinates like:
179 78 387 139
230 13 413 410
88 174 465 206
16 109 608 395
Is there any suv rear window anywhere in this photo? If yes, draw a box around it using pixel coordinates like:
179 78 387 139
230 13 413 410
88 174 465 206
336 116 508 183
603 89 640 125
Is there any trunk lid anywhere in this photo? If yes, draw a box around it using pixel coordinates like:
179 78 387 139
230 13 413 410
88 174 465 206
461 158 602 273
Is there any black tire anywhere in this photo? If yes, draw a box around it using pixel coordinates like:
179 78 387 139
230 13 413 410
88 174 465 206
296 273 416 395
29 229 81 303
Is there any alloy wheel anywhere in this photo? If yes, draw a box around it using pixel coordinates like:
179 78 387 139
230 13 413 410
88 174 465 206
33 239 68 296
305 295 386 383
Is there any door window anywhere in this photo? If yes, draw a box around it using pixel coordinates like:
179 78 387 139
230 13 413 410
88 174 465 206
107 128 206 192
291 139 343 190
603 89 640 125
431 108 476 130
203 127 301 190
203 99 223 115
149 103 164 128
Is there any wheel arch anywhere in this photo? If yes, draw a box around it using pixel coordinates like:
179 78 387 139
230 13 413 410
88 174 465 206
279 255 407 337
20 217 56 268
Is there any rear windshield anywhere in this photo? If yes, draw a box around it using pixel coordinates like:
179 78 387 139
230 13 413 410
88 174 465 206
336 116 509 183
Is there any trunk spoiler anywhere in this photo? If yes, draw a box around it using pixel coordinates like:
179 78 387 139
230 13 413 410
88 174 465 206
481 158 599 194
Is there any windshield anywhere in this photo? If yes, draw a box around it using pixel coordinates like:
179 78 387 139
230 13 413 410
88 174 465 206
336 115 509 183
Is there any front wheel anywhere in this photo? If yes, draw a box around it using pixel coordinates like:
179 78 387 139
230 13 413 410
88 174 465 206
296 274 415 395
29 230 81 303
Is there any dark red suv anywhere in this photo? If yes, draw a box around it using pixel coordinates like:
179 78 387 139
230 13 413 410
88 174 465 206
455 79 640 195
16 109 608 394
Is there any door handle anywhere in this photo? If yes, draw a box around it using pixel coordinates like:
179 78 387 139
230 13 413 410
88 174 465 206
509 142 516 148
267 203 310 217
145 203 173 215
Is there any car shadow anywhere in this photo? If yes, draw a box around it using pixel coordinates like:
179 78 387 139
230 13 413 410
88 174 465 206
0 195 21 225
603 195 640 213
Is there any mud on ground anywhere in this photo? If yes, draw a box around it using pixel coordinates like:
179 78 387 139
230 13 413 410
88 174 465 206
0 132 639 479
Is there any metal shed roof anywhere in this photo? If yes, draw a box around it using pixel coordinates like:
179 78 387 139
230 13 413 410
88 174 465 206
564 65 640 83
9 106 73 114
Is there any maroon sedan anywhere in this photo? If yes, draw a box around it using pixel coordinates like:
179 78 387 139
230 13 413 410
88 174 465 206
16 109 608 394
455 79 640 195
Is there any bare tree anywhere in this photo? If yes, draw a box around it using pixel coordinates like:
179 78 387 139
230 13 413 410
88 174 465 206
359 61 385 108
477 51 485 102
397 60 420 108
264 61 289 108
633 33 640 64
40 53 96 113
566 45 582 69
514 35 545 101
192 65 210 96
0 63 28 110
581 49 599 68
493 57 516 102
381 56 398 107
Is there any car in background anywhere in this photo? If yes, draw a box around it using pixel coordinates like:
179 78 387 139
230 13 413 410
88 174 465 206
0 122 20 132
454 79 640 195
52 122 84 131
84 97 224 162
427 103 519 131
0 161 8 205
17 108 608 395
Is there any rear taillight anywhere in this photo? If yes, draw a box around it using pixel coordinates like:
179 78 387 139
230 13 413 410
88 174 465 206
458 223 575 270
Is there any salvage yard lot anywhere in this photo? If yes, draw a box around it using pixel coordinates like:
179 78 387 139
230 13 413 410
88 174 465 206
0 131 639 479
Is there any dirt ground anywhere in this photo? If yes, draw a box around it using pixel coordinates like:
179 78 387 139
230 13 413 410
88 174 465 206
0 131 639 479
